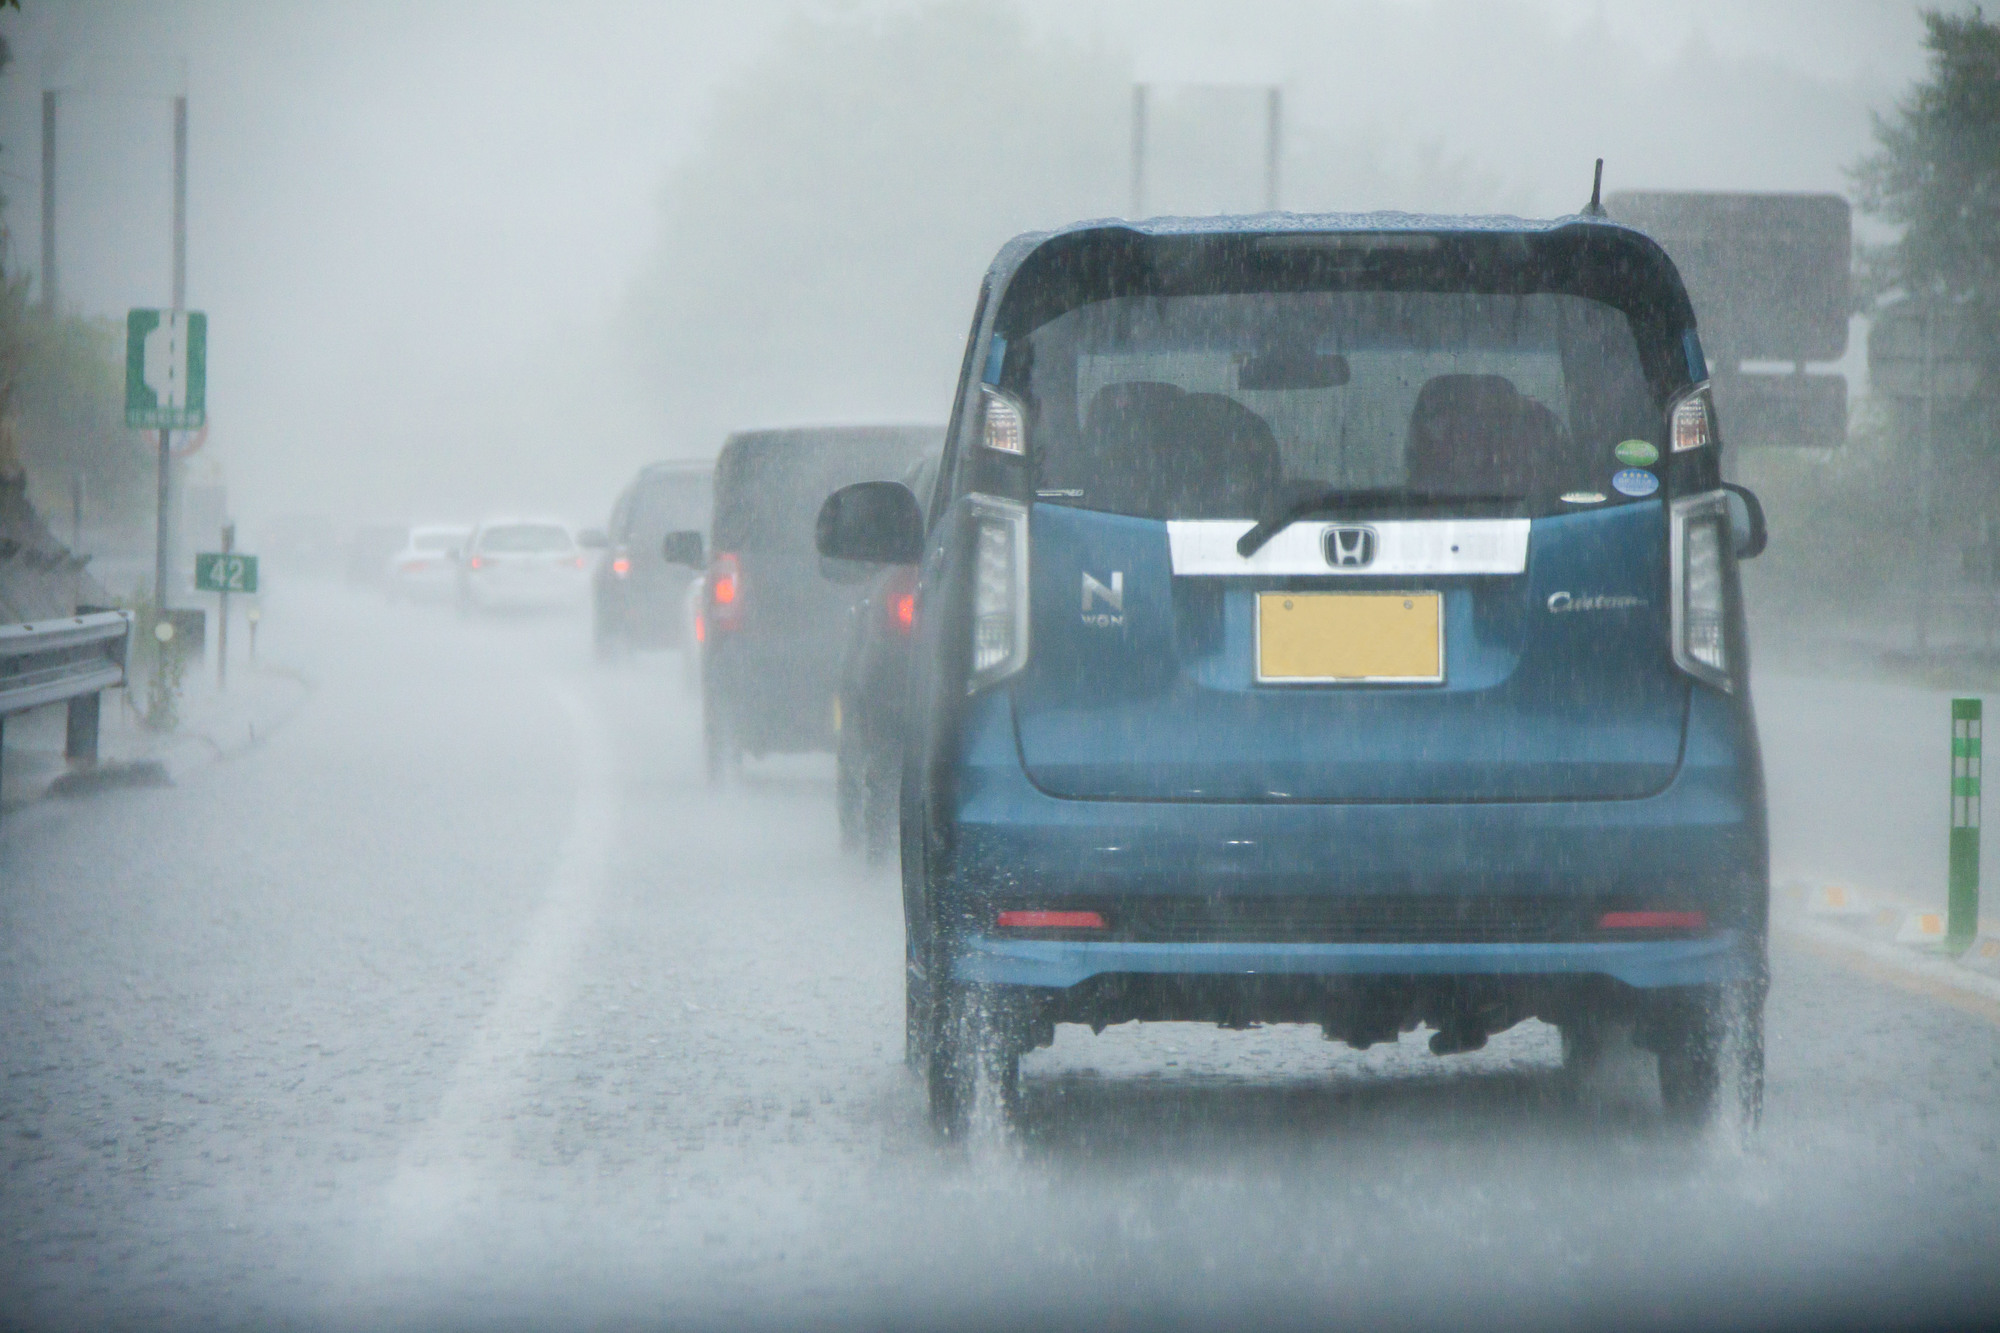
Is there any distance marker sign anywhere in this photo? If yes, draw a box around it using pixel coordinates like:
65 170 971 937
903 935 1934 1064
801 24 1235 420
125 309 207 429
194 552 258 594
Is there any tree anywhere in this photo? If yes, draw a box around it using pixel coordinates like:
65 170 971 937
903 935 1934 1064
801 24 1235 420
1853 7 2000 392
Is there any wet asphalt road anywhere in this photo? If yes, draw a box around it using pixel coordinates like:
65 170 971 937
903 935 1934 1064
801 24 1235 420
2 585 1998 1331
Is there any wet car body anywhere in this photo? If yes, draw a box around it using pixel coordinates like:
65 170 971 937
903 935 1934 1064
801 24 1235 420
457 519 589 613
835 454 939 859
818 213 1771 1134
699 425 940 779
593 460 713 656
385 524 471 602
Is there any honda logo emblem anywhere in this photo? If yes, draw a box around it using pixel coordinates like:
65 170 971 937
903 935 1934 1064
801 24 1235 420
1322 525 1377 568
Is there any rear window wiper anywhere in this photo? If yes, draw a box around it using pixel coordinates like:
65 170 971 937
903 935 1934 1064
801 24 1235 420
1234 488 1521 557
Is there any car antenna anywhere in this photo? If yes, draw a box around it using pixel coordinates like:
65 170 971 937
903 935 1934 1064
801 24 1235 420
1581 158 1607 218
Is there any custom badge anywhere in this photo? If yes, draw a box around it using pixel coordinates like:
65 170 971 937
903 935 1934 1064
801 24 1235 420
1560 491 1606 505
1614 438 1660 468
1611 468 1660 497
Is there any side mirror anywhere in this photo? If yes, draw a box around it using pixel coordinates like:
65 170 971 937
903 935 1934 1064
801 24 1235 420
1722 483 1767 559
661 530 705 569
815 481 922 565
577 528 610 550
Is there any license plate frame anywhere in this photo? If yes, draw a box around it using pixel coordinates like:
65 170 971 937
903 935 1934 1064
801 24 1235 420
1255 590 1444 685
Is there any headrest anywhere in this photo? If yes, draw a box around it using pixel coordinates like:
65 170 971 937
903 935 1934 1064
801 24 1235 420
1076 382 1281 519
1404 374 1567 497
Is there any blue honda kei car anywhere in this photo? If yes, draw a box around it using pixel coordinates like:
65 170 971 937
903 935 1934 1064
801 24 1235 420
815 212 1771 1135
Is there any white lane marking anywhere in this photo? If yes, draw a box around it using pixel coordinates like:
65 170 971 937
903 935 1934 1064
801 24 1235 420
371 683 618 1246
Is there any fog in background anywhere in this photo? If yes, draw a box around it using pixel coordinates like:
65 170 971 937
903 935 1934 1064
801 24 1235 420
0 0 1929 538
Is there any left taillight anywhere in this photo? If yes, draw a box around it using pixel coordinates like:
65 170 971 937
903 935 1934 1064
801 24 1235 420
1670 490 1732 690
707 552 744 630
610 553 631 577
966 494 1028 693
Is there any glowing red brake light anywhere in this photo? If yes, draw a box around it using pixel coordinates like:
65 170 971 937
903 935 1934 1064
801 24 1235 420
708 553 744 629
468 555 484 571
693 613 705 644
1598 910 1707 930
893 592 915 632
611 556 631 577
996 910 1106 930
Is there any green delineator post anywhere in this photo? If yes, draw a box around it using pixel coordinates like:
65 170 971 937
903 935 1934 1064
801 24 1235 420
1948 698 1982 949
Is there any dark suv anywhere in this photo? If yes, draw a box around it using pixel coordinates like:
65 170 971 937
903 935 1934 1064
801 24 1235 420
593 461 713 657
817 214 1771 1136
691 426 940 781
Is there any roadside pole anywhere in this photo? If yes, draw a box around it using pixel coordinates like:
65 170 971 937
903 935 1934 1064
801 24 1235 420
216 521 234 690
154 427 171 606
1949 698 1982 949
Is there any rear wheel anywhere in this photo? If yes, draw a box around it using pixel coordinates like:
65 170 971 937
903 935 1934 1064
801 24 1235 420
923 979 1022 1139
703 689 740 785
836 721 865 854
1653 983 1764 1129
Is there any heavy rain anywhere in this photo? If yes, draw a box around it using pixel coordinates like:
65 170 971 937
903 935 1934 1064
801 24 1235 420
1 3 1997 1330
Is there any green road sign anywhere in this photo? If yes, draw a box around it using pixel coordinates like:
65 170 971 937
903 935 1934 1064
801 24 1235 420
125 309 207 429
194 551 258 594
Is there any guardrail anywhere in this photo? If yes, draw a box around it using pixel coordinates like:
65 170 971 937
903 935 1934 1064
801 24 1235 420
0 610 133 781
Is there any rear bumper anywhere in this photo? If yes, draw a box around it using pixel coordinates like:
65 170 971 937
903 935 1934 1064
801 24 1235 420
954 931 1753 990
939 681 1768 981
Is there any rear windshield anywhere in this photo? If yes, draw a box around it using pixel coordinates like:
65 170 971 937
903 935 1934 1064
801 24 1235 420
626 474 712 542
478 524 572 553
713 430 938 553
1018 289 1659 521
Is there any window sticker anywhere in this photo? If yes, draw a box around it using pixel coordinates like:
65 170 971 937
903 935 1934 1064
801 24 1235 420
1614 439 1659 467
1611 468 1660 498
1560 491 1607 505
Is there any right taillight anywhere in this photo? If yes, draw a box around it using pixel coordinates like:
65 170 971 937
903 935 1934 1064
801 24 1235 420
1670 383 1715 453
1671 491 1731 690
966 494 1029 692
707 552 743 630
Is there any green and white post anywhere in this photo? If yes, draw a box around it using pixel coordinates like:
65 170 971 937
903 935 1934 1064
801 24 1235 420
1948 698 1982 950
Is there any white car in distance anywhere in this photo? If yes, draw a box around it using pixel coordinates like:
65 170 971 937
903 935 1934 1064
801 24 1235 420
456 519 593 613
385 525 471 602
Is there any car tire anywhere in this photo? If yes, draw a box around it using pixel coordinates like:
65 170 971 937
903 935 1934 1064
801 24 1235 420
924 980 1021 1140
861 737 899 866
836 720 865 855
703 690 740 786
1653 982 1764 1129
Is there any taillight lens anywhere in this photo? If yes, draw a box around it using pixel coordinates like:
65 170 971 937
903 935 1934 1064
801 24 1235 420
980 385 1026 456
967 494 1028 692
708 552 743 630
1671 491 1731 690
1599 910 1708 930
885 568 917 635
996 910 1105 930
468 555 484 571
611 555 631 577
1670 384 1714 453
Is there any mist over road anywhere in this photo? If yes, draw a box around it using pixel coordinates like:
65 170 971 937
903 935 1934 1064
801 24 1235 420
1 585 1996 1330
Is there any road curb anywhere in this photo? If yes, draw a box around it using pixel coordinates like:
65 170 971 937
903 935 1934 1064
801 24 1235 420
1776 879 2000 1004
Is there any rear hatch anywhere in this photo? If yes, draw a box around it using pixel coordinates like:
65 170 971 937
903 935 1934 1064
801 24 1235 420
710 425 940 659
999 236 1691 803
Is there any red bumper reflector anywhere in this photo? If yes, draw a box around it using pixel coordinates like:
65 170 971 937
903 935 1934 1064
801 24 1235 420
996 910 1106 930
1598 910 1707 930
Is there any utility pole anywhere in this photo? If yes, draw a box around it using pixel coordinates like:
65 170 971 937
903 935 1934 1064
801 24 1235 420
40 89 57 312
1130 84 1148 219
1264 87 1282 212
155 94 188 610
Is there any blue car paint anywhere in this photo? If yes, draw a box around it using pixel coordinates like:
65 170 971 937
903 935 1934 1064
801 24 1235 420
954 933 1755 990
1013 502 1688 803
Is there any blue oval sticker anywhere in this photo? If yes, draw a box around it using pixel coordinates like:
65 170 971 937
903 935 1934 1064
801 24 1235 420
1611 468 1659 498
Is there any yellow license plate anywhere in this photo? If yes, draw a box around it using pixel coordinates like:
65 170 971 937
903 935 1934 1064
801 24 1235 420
1256 591 1443 683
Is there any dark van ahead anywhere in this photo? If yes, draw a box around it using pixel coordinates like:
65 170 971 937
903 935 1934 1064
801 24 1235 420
593 460 713 657
693 425 940 780
817 214 1771 1136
